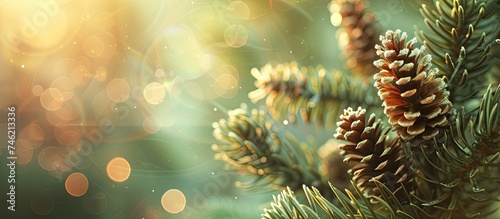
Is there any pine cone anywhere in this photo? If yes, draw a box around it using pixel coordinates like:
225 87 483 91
373 29 452 146
212 105 322 191
334 107 413 202
248 61 381 127
329 0 379 76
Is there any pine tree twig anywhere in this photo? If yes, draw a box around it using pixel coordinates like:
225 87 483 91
409 85 500 218
212 105 324 192
417 0 500 109
249 61 381 129
261 181 415 219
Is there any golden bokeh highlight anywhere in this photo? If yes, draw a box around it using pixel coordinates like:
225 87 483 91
106 78 130 103
50 77 75 101
65 172 89 197
32 85 44 96
54 126 81 146
106 157 131 182
15 139 33 165
143 82 166 105
83 191 108 215
329 2 342 26
155 69 165 78
337 30 350 47
71 65 92 87
53 100 79 121
214 74 239 98
161 189 186 214
20 123 45 149
330 13 342 26
224 24 248 48
38 146 66 171
226 1 250 20
40 88 63 111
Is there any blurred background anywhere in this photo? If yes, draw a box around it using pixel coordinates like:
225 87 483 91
0 0 421 218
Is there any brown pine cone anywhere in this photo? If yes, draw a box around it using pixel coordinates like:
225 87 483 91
373 29 452 146
334 107 413 202
329 0 379 76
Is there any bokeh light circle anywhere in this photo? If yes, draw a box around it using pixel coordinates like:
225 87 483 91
50 77 75 101
155 69 165 78
40 88 63 111
214 74 239 98
161 189 186 214
143 82 165 105
32 85 44 96
38 146 67 171
71 65 92 87
226 1 250 20
224 24 248 48
15 139 33 165
106 78 130 102
106 157 131 182
20 123 45 149
65 172 89 197
54 125 81 146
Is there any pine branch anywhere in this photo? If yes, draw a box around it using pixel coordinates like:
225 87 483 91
212 105 324 192
408 85 500 218
373 29 453 148
249 62 382 129
329 0 380 77
417 0 500 110
261 181 417 219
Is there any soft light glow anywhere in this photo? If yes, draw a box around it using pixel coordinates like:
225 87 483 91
161 189 186 214
20 123 45 149
143 82 165 105
40 88 63 111
106 157 131 182
65 172 89 197
224 24 248 48
15 139 33 165
106 78 130 102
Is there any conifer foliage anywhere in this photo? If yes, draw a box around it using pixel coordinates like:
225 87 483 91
211 0 499 218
